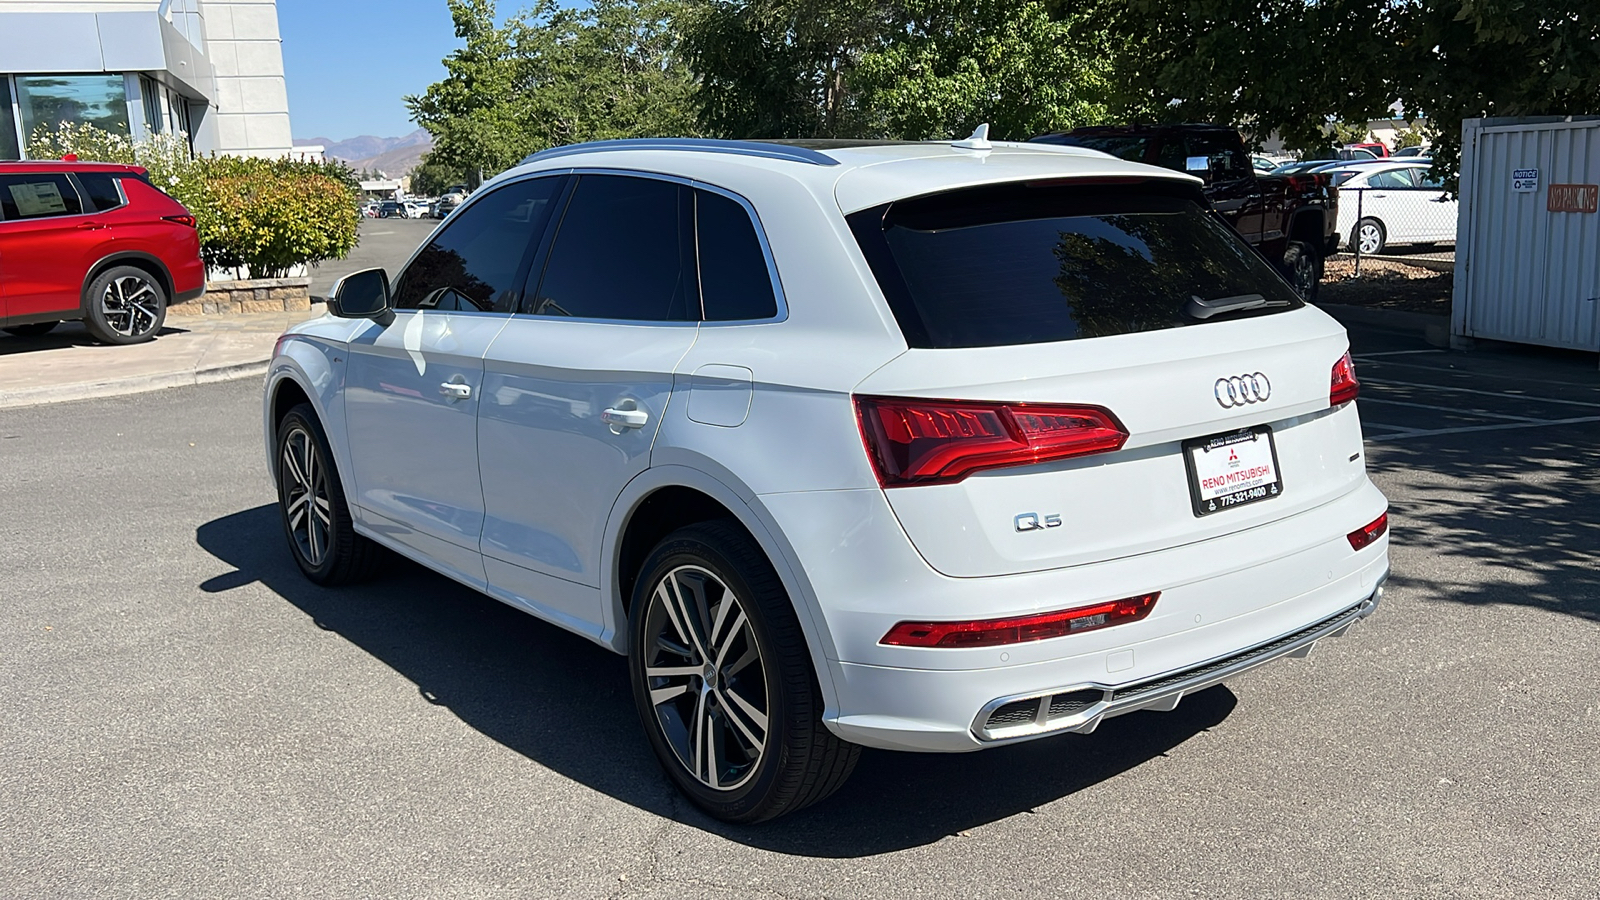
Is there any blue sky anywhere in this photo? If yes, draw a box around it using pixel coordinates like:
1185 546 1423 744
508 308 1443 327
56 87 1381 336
281 0 463 141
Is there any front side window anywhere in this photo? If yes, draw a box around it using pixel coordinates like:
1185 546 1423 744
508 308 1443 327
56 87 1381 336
529 174 694 321
695 189 778 321
392 176 563 312
849 181 1303 349
1368 169 1416 189
0 173 85 221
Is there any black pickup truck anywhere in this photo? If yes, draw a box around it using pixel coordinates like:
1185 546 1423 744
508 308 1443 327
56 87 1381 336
1032 124 1340 302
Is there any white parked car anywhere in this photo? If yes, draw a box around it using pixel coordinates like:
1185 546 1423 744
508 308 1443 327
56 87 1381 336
264 136 1390 822
1326 160 1456 254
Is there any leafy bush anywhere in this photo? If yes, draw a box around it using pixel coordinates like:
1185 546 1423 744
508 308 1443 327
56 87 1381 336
27 122 361 279
183 155 361 278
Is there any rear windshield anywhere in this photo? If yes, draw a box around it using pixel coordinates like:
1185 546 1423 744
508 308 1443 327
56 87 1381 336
848 182 1303 349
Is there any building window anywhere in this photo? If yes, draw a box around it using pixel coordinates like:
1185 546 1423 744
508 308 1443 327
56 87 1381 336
1 78 20 160
15 75 130 146
141 76 163 136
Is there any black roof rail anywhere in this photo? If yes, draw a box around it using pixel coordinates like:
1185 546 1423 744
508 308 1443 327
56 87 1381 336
521 138 840 167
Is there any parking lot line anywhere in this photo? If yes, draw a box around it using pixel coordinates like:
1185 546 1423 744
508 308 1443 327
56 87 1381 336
1360 362 1600 391
1357 397 1547 423
1365 414 1600 441
1360 377 1600 410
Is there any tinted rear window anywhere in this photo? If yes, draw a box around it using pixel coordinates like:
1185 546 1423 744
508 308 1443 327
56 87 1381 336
76 172 125 211
849 182 1302 349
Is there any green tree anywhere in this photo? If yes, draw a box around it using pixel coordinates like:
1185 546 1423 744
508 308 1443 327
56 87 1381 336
1095 0 1600 185
410 151 465 195
852 0 1116 141
679 0 890 138
408 0 698 178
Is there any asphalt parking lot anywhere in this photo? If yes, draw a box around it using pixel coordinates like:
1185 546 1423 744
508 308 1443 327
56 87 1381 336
1 319 1597 898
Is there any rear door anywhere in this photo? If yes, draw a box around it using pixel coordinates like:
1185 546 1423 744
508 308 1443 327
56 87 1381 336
846 179 1366 577
342 175 563 587
477 173 700 624
0 172 104 318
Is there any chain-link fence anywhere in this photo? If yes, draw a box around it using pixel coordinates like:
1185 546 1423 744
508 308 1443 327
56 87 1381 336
1320 185 1456 314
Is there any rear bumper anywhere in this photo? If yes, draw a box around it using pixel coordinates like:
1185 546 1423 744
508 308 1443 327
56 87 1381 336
760 476 1390 753
971 573 1385 745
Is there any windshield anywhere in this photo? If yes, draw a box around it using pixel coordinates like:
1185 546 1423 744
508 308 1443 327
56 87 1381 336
848 182 1303 349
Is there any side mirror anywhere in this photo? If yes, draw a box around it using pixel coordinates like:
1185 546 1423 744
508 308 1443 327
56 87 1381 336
328 268 394 326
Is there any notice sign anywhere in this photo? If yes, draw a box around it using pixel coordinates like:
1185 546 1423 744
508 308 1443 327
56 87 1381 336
8 181 67 216
1547 183 1599 214
1512 168 1539 192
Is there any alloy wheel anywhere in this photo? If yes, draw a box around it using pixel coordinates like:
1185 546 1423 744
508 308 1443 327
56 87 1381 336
280 425 333 567
100 275 162 337
641 564 770 791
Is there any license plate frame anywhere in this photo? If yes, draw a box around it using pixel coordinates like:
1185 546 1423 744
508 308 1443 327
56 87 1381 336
1182 426 1284 517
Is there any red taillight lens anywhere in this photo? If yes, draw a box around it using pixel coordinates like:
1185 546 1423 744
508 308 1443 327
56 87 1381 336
1347 512 1388 550
163 214 197 228
881 593 1161 648
854 396 1128 487
1330 351 1360 406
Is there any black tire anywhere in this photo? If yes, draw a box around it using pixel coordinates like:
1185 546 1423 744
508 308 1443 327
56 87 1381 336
629 519 859 823
1353 217 1387 256
2 321 59 338
82 265 166 345
274 403 386 586
1282 241 1322 303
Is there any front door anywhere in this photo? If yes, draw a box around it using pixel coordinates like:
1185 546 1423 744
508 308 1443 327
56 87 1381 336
477 173 700 627
0 172 105 318
343 175 565 588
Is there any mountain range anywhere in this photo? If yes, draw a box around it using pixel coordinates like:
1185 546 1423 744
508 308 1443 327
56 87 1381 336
293 129 434 178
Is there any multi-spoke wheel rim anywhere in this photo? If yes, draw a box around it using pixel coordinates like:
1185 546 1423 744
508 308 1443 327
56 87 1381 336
280 425 332 568
1358 224 1383 255
642 564 769 792
100 275 161 337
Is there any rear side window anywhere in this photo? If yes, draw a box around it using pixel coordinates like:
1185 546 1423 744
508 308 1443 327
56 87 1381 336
76 173 126 211
695 189 778 321
849 182 1303 349
529 174 694 321
0 173 84 220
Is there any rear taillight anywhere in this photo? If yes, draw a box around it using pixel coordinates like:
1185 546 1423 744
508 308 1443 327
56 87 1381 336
854 396 1128 487
1330 352 1360 406
1347 512 1388 550
881 593 1160 648
163 214 197 228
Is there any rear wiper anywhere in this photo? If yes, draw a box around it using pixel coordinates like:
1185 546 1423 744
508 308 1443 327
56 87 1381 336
1183 293 1290 320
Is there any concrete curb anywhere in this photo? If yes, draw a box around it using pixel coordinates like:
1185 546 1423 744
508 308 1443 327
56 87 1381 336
0 359 268 411
1317 303 1452 347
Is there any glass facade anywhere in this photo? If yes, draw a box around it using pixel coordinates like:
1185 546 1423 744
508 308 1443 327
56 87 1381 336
0 78 19 160
16 74 130 142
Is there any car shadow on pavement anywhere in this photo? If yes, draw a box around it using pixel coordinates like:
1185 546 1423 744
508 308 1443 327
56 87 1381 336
0 321 188 354
197 504 1236 857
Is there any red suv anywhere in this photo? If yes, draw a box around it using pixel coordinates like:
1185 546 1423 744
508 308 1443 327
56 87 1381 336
0 161 205 344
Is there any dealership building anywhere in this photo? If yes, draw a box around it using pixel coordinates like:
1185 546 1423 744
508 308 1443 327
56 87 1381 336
0 0 294 160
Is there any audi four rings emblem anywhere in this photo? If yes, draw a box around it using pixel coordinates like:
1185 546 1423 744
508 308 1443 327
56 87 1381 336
1215 373 1272 408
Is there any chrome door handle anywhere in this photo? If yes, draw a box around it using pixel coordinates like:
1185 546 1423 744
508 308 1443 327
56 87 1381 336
601 406 649 430
439 382 472 400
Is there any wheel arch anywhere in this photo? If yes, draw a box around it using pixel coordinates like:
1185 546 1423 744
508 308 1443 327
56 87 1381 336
1285 208 1327 247
263 345 356 506
79 251 174 314
601 464 843 713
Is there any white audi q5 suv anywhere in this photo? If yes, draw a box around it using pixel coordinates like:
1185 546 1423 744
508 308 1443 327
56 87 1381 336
263 134 1389 822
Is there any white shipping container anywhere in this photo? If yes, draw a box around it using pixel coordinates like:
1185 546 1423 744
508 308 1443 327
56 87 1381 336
1453 116 1600 358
